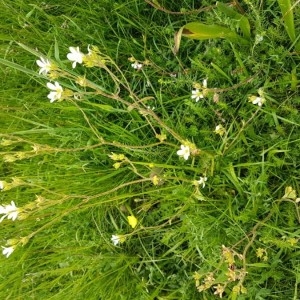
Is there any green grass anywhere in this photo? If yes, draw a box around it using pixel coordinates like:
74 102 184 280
0 0 300 299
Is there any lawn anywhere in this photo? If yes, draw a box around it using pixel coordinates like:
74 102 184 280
0 0 300 299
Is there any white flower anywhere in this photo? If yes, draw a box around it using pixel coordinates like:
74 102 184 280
252 96 265 106
2 246 15 258
0 181 4 190
131 62 143 70
191 89 204 102
191 79 208 102
214 124 226 136
0 201 19 222
67 46 84 68
248 95 265 107
111 234 126 246
197 176 207 188
177 145 190 160
46 81 63 103
36 57 52 75
111 235 121 246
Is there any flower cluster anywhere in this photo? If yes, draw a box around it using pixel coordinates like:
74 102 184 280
0 201 20 258
108 152 127 169
36 46 90 103
194 245 247 298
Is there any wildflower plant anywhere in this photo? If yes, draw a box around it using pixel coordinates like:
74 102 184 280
0 0 299 299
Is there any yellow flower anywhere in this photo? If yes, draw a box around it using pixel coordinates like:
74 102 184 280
109 152 125 161
152 175 159 186
76 76 88 87
127 215 138 228
113 162 121 169
256 248 265 258
155 133 167 142
282 186 297 200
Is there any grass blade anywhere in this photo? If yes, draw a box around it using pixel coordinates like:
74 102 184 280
277 0 296 42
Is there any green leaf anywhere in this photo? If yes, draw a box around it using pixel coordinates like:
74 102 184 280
246 263 270 267
216 2 251 39
84 101 126 113
17 42 44 58
181 22 249 44
277 0 299 50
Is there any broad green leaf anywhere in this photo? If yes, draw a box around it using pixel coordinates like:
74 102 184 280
181 22 249 44
216 2 251 39
277 0 296 43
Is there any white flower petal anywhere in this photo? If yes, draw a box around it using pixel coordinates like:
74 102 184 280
67 47 84 68
197 176 207 188
111 235 120 246
46 82 56 90
2 246 14 258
